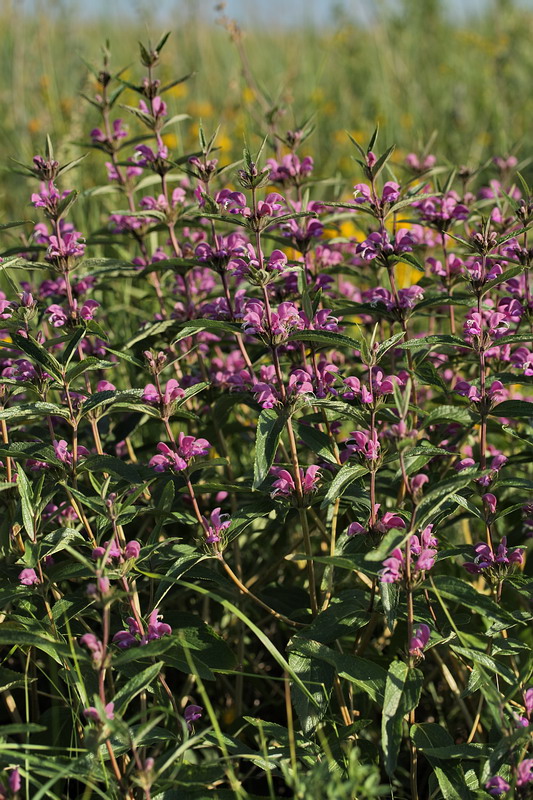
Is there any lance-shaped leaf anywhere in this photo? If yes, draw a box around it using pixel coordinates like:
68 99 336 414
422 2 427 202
382 661 423 776
253 408 286 489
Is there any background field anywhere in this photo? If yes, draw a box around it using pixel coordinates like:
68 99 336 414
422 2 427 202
1 0 533 221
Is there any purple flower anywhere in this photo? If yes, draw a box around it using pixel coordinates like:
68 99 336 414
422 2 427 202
415 548 437 572
252 382 279 409
346 430 380 461
47 303 69 327
203 507 231 544
270 468 295 497
524 687 533 716
149 442 187 473
46 231 86 261
142 378 184 406
112 630 138 650
464 538 524 574
19 568 40 586
83 702 114 722
379 548 404 583
184 704 203 730
177 432 210 460
405 153 436 171
79 633 104 664
124 540 141 559
376 512 406 534
301 465 321 494
517 759 533 787
409 623 431 658
482 493 497 515
142 608 172 644
96 380 116 392
347 522 366 536
485 776 510 795
8 768 21 794
356 229 415 262
267 154 314 183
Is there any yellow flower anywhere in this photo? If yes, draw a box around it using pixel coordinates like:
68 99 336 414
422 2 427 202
394 263 423 289
242 87 255 103
339 220 365 241
163 133 178 149
167 82 188 99
188 100 214 118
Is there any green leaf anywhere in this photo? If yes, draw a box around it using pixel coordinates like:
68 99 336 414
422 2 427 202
428 575 516 625
287 638 386 703
113 662 164 714
61 326 86 366
17 469 35 541
450 645 516 685
490 400 533 418
173 319 243 344
10 333 63 380
0 629 70 663
321 463 369 508
420 405 473 427
65 357 114 383
78 454 142 484
380 582 401 630
253 408 286 489
0 402 69 422
292 421 337 464
416 470 478 528
300 595 369 644
40 528 86 558
289 649 334 734
411 723 473 800
398 334 469 350
373 143 395 179
0 665 35 692
382 661 423 776
376 331 406 360
287 329 360 350
365 527 408 561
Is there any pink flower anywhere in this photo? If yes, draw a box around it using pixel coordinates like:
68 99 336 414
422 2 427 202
409 623 431 657
149 442 187 473
485 776 510 795
482 493 497 515
79 633 104 664
19 568 40 586
380 549 404 583
203 507 231 544
524 687 533 716
271 468 295 497
8 768 21 794
301 465 321 494
142 608 172 644
83 702 115 722
142 378 184 406
346 430 380 461
347 522 366 536
177 432 210 460
184 704 203 730
517 759 533 787
124 540 141 559
376 512 406 534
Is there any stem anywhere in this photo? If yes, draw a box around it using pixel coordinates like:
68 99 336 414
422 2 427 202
441 231 456 334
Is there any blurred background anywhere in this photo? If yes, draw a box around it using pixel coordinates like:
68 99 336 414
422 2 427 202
1 0 533 216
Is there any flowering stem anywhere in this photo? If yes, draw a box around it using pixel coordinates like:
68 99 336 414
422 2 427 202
387 265 418 410
0 419 13 483
441 232 456 334
219 269 256 380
